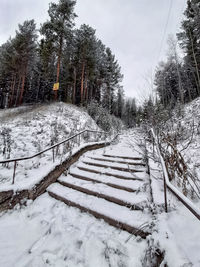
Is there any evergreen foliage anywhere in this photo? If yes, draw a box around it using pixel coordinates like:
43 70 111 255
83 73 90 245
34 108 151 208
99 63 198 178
154 0 200 108
0 0 125 125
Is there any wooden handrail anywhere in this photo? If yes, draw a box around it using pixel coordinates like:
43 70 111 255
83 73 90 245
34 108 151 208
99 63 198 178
0 129 107 164
0 129 110 184
151 128 200 221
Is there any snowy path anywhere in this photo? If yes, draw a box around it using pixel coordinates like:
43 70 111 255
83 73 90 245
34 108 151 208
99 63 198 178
47 133 153 237
1 130 200 266
0 131 153 267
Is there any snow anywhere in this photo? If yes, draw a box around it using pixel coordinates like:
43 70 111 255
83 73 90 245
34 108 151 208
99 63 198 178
0 193 148 267
161 97 200 204
152 128 200 219
0 141 109 193
82 157 147 172
47 183 151 227
58 174 148 205
147 127 200 266
0 129 153 266
0 102 102 191
1 105 200 266
152 202 200 267
68 168 143 190
76 162 147 180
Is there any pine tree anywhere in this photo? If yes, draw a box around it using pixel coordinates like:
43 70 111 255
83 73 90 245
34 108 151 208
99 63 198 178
0 20 37 107
177 0 200 97
102 48 123 113
40 0 76 100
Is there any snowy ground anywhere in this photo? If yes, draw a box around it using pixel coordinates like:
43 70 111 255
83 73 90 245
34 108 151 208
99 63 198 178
0 193 148 267
1 102 200 266
160 97 200 204
0 103 100 191
0 131 150 267
148 135 200 267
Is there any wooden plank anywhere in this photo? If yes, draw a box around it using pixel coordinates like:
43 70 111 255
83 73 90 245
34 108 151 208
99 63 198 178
48 191 150 239
103 154 142 161
77 166 143 181
58 180 142 211
89 157 146 166
82 161 144 173
69 173 137 192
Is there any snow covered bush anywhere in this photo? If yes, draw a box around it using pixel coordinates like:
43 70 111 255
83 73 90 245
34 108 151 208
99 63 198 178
0 127 12 160
87 101 123 133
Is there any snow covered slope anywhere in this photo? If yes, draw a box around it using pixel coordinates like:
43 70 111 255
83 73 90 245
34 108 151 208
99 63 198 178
0 102 99 189
155 97 200 205
170 97 200 181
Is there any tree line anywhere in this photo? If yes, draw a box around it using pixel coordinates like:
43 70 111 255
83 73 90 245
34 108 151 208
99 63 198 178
154 0 200 108
0 0 130 120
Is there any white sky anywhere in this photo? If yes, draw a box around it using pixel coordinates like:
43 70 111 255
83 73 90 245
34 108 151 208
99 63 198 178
0 0 187 102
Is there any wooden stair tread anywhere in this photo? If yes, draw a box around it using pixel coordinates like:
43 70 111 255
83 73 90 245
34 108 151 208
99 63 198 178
68 172 138 192
103 154 143 160
76 166 144 181
69 168 143 188
81 161 145 173
47 183 150 238
88 156 146 166
58 175 146 209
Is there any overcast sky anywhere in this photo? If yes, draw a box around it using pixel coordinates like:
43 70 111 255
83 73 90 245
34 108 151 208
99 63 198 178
0 0 187 102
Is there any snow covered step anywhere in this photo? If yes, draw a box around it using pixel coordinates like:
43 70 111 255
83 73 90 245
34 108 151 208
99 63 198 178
88 156 146 166
47 183 151 238
81 160 146 173
58 175 147 210
103 154 143 161
84 157 147 171
68 174 136 193
76 163 147 181
69 168 142 192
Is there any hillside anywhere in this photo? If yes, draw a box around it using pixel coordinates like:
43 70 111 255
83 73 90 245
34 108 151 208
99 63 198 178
161 97 200 205
0 102 99 190
145 98 200 266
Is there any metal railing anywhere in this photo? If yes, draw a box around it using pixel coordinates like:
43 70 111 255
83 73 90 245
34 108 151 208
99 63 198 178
151 128 200 221
0 129 109 185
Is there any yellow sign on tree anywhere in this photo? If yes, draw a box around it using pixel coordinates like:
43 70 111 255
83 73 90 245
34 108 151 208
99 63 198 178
53 82 59 91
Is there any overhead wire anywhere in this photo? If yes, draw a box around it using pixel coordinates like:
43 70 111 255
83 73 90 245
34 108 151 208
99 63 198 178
151 0 187 102
156 0 173 64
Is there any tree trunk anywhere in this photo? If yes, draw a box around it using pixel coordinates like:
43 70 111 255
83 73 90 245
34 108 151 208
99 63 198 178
9 73 16 108
81 61 85 104
15 75 22 106
189 30 200 95
19 72 26 105
84 72 88 105
55 36 63 101
73 67 76 104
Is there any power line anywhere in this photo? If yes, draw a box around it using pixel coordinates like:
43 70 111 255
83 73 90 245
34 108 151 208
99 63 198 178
157 0 173 63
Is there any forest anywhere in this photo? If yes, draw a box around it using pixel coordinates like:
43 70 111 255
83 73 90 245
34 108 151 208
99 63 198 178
0 0 200 128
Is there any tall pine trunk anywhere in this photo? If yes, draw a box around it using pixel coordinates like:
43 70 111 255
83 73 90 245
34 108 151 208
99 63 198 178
189 30 200 96
19 71 26 105
9 73 16 107
84 72 88 105
73 67 76 104
15 75 22 106
55 36 63 101
80 61 85 104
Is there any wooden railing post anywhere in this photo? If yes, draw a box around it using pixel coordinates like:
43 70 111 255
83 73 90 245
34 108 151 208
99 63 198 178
12 161 17 184
163 175 168 213
78 133 81 146
52 148 55 162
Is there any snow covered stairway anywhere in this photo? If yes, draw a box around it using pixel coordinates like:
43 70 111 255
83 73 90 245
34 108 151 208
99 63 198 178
48 183 150 239
58 174 145 211
47 134 152 238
